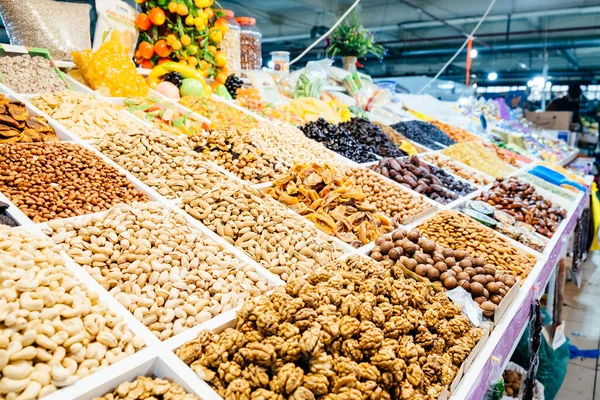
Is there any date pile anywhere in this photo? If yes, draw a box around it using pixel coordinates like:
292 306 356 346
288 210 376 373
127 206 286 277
0 95 58 143
340 118 407 158
266 163 392 247
177 255 484 400
373 156 474 204
391 121 456 150
370 228 516 317
300 118 377 163
477 177 566 238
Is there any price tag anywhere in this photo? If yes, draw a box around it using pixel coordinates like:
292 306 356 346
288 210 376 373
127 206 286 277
1 44 28 54
552 322 567 349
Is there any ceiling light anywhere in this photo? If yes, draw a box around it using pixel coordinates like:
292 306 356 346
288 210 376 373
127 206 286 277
532 76 545 87
472 83 477 88
470 49 478 59
545 81 552 89
527 80 534 87
267 61 274 69
519 62 528 69
487 72 498 81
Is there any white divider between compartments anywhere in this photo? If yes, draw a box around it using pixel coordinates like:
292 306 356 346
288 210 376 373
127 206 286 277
63 74 98 95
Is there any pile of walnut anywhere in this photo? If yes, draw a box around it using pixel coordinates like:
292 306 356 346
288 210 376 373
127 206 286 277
177 255 484 399
93 376 198 400
371 228 516 317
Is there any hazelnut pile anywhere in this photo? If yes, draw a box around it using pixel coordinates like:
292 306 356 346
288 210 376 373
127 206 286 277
177 255 484 399
0 142 148 222
371 228 517 317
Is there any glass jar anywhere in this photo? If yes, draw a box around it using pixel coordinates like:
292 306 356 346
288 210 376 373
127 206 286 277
221 10 241 75
236 17 262 71
271 51 289 75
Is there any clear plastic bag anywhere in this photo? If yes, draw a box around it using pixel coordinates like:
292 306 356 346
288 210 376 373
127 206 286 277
446 286 483 326
0 0 91 60
294 59 333 99
93 0 138 59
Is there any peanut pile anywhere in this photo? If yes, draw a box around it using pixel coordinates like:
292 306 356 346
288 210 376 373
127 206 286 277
93 376 198 400
44 202 272 340
0 142 148 222
342 166 433 224
417 210 536 279
189 126 288 184
177 255 483 399
0 227 145 399
31 92 138 140
182 182 343 281
95 128 230 199
421 154 493 187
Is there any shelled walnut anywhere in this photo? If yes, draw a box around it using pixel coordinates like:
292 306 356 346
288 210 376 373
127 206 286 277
177 255 483 399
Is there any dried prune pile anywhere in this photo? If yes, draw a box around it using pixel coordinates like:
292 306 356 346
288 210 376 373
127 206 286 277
430 165 475 197
0 201 18 227
391 120 456 150
300 118 377 163
339 117 407 158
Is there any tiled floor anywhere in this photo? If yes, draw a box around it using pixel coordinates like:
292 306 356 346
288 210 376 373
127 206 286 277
556 251 600 400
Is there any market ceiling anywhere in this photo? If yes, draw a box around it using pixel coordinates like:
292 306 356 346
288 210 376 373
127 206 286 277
220 0 600 83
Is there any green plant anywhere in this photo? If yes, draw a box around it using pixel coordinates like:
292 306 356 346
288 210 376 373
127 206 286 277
326 14 384 59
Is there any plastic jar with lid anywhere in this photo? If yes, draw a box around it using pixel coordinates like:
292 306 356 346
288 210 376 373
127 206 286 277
236 17 262 70
221 10 241 75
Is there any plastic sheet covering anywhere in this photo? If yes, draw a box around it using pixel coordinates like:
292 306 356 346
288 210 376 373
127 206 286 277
0 0 91 60
72 40 148 97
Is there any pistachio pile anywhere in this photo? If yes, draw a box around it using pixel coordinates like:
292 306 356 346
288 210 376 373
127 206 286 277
44 202 272 340
182 182 343 281
177 255 483 399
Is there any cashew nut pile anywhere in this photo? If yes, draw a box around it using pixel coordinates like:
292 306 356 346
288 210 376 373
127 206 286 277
248 121 338 165
188 126 289 184
182 182 343 281
30 92 140 140
95 129 231 200
44 202 273 341
93 376 198 400
177 255 483 399
0 227 145 399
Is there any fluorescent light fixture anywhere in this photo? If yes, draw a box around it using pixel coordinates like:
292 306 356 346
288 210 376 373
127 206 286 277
532 76 545 87
519 62 528 69
470 49 478 58
487 72 498 81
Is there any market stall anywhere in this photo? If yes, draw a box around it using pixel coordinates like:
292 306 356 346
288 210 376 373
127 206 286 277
0 4 593 400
